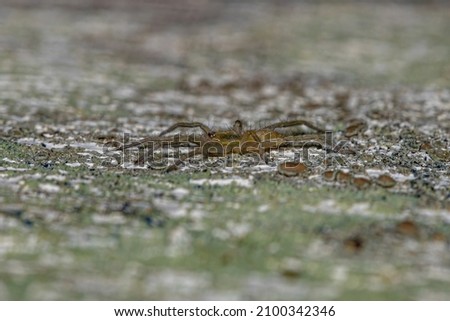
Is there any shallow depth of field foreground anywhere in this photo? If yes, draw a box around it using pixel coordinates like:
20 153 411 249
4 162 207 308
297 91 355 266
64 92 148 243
0 0 449 300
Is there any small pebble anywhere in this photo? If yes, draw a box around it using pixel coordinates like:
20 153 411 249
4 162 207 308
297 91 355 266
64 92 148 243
323 170 336 181
352 176 371 189
280 257 302 278
420 142 432 151
336 170 352 183
344 236 364 253
278 162 308 177
396 219 419 237
431 232 446 242
376 174 396 188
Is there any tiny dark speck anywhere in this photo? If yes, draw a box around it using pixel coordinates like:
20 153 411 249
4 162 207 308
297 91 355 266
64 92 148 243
144 216 153 226
23 219 34 227
143 216 164 228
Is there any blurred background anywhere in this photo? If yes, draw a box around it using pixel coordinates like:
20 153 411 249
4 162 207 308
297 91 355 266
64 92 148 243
1 0 449 88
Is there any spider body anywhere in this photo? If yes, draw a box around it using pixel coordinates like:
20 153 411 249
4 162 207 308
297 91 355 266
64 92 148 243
119 119 328 171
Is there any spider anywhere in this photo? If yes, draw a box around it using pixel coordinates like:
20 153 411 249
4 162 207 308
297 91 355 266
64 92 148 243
118 119 330 172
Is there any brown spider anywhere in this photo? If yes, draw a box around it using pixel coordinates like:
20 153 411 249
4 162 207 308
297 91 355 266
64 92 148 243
119 119 329 172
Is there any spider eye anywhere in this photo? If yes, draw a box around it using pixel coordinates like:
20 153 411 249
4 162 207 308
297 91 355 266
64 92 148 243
208 131 216 138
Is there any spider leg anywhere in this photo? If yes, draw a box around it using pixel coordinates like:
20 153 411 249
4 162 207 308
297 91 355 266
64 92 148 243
117 136 170 151
262 120 325 133
164 146 202 172
135 142 161 166
283 133 326 143
158 122 212 137
135 134 202 166
247 131 269 164
281 134 334 152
